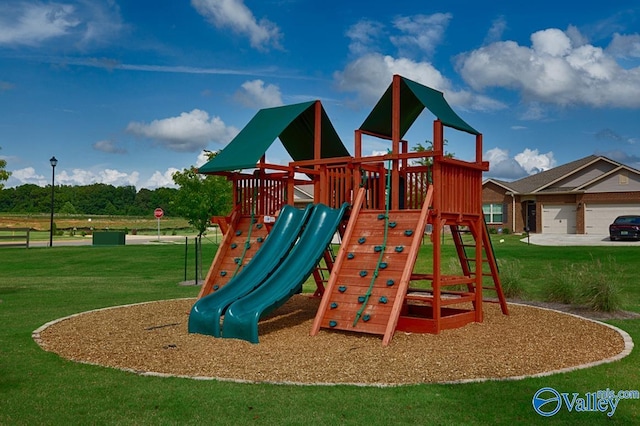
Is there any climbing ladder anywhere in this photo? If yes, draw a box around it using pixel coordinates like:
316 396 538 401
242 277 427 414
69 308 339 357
450 222 509 314
311 246 337 297
197 208 270 299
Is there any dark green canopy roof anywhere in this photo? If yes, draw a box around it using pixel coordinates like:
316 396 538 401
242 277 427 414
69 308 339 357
199 101 350 174
359 76 479 137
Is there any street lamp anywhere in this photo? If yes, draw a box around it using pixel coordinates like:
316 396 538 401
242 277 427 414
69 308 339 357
49 156 58 247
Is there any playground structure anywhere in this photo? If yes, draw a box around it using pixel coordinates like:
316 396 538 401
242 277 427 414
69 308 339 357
189 74 508 345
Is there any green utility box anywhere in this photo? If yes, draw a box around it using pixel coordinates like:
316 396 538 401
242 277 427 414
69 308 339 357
92 231 126 246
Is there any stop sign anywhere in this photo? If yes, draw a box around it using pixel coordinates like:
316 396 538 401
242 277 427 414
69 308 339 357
154 208 164 219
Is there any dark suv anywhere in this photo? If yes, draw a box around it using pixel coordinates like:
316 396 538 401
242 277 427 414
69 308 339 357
609 215 640 241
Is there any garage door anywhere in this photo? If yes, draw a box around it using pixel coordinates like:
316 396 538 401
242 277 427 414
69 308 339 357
585 203 640 234
542 204 577 234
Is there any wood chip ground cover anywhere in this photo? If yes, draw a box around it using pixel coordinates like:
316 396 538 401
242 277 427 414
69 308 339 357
35 296 628 386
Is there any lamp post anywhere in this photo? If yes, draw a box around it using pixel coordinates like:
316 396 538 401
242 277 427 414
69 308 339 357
49 156 58 247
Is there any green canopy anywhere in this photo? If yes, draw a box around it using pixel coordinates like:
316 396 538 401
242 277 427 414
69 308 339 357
199 101 350 174
359 76 479 137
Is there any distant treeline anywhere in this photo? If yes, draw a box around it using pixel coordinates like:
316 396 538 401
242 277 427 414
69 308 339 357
0 183 178 216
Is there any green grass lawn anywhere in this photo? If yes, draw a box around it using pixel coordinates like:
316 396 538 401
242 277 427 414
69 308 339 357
1 236 639 425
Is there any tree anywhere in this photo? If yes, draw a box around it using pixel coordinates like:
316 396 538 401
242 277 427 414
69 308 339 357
0 146 10 190
171 157 233 282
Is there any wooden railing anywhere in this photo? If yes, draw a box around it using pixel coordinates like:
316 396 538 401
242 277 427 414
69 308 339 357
0 227 30 248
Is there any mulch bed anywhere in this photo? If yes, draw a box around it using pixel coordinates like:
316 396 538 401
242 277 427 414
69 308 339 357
33 296 631 386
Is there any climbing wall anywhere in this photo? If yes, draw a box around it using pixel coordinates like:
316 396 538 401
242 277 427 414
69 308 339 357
197 214 270 298
312 206 427 340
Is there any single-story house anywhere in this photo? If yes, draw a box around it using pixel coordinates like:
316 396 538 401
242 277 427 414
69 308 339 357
483 155 640 234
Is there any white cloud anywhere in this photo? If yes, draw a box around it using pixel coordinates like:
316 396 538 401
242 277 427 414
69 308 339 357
390 13 452 58
57 168 139 187
0 1 123 47
234 79 283 108
606 33 640 58
456 27 640 108
10 167 48 186
484 147 556 180
144 168 180 189
334 53 505 111
9 166 139 187
346 19 385 56
514 148 556 174
126 109 239 152
191 0 282 51
93 140 126 154
484 16 507 44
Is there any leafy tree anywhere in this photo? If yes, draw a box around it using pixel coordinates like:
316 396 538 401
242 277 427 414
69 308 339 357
0 146 11 190
171 166 232 237
172 154 233 282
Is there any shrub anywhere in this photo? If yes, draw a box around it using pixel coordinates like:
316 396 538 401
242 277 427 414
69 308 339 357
541 263 578 304
497 258 525 299
577 257 623 312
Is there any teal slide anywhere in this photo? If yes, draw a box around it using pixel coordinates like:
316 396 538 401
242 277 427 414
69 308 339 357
222 202 349 343
188 204 313 337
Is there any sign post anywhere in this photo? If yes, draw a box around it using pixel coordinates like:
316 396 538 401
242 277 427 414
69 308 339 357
154 208 164 241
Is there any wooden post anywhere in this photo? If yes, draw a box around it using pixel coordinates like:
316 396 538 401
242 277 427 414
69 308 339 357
391 74 401 210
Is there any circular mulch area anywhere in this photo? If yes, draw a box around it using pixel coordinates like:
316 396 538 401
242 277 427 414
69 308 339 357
33 296 633 386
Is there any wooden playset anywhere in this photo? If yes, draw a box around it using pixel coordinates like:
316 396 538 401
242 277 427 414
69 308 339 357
192 74 508 345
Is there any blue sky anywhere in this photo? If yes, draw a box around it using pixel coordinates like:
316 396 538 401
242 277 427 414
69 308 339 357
1 0 640 189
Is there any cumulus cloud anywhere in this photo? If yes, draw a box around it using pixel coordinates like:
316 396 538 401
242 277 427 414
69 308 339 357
336 14 505 111
10 167 48 186
484 147 556 180
144 168 180 189
334 53 505 111
57 168 139 186
93 140 127 154
606 33 640 58
346 19 385 56
234 79 283 108
0 1 123 47
484 16 507 44
126 109 239 152
9 166 139 187
456 26 640 108
390 13 452 58
191 0 282 51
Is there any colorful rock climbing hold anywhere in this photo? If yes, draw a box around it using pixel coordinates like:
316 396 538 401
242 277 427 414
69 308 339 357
329 320 337 327
234 258 241 264
363 314 371 322
257 237 264 243
330 302 338 309
389 221 397 228
395 245 404 252
386 279 394 286
235 230 242 236
357 296 366 303
404 229 414 236
358 236 366 244
379 296 388 304
338 285 347 293
213 285 220 291
359 270 368 277
256 223 263 229
379 262 388 269
347 252 355 259
377 213 386 220
374 245 383 252
230 243 237 249
221 271 227 277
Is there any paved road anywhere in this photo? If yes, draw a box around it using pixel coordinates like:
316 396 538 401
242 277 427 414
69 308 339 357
522 233 640 247
28 234 190 248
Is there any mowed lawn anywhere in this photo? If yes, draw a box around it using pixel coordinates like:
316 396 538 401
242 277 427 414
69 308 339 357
1 236 639 425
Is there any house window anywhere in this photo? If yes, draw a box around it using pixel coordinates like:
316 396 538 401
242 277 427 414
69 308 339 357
619 174 629 185
483 203 504 224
